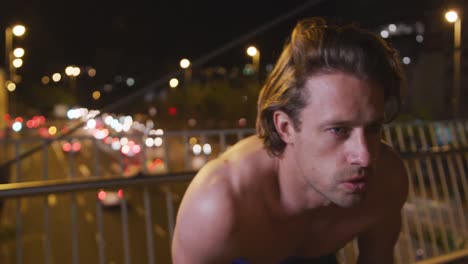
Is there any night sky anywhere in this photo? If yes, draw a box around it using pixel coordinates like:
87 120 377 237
0 0 457 112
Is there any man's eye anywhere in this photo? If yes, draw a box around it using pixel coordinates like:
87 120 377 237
330 127 350 136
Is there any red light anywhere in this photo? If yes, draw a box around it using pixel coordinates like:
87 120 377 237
14 117 23 123
72 142 81 152
39 127 50 138
98 190 106 200
26 120 34 128
4 114 10 121
118 189 124 198
168 107 177 116
154 158 163 165
62 142 72 152
38 116 46 124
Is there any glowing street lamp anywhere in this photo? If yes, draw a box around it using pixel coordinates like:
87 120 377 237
2 24 26 119
13 48 25 58
65 65 80 101
180 58 190 69
445 10 462 117
4 24 26 82
180 58 192 82
246 46 260 74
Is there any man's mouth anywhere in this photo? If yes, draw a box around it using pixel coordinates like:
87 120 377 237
342 176 367 192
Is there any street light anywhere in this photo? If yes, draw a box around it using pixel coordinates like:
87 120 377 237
179 58 191 82
2 24 26 120
65 66 81 103
445 10 462 118
246 46 260 74
4 24 26 83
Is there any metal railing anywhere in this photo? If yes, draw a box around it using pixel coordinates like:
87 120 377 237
0 121 467 263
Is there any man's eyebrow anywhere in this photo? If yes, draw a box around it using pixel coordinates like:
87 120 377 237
318 119 355 128
319 117 385 128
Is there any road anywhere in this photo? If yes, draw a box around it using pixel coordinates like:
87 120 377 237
0 137 191 264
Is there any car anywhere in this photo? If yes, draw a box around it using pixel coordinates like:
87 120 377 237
97 188 124 208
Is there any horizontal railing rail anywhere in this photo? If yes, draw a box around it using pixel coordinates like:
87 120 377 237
0 172 196 199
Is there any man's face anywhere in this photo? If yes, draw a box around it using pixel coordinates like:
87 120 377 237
291 72 385 208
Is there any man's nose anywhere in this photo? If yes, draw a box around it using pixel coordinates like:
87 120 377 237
348 132 371 167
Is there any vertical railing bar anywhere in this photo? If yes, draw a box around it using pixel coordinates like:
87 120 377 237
165 188 175 241
121 196 132 264
444 123 467 236
457 119 468 143
455 122 468 212
429 123 458 251
143 187 155 264
119 147 125 176
141 136 148 174
68 149 79 264
423 124 450 253
449 122 468 211
396 125 425 256
219 132 227 153
42 141 51 264
236 131 243 141
14 140 23 264
389 123 415 261
408 124 438 257
438 122 464 235
93 137 100 177
383 125 394 147
201 133 207 162
418 124 447 255
183 133 190 170
96 201 106 264
163 135 171 172
401 204 416 262
92 137 106 264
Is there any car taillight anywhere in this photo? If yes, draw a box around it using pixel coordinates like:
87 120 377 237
98 190 107 200
62 142 72 152
72 142 81 152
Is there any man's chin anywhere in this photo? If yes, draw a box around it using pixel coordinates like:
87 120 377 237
334 194 364 208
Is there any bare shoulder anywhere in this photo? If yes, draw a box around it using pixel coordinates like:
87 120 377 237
172 159 238 263
172 135 270 263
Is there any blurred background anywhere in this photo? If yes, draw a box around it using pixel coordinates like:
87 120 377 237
0 0 467 132
1 0 468 263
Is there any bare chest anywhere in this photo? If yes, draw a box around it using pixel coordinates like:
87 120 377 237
235 208 372 263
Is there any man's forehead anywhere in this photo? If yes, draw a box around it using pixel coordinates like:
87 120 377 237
302 73 385 125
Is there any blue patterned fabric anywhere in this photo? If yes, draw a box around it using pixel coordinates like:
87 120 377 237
232 254 337 264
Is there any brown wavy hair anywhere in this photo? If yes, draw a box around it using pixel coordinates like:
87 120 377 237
256 17 404 157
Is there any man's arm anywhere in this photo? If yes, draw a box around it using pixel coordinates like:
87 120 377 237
357 145 409 264
171 163 238 264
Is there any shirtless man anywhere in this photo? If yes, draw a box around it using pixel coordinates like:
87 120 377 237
172 17 408 264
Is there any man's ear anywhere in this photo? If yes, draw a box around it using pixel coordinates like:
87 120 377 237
273 110 295 144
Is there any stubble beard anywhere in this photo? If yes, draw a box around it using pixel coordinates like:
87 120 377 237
326 167 369 208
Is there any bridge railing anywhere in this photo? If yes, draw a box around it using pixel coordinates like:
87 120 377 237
0 121 467 263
